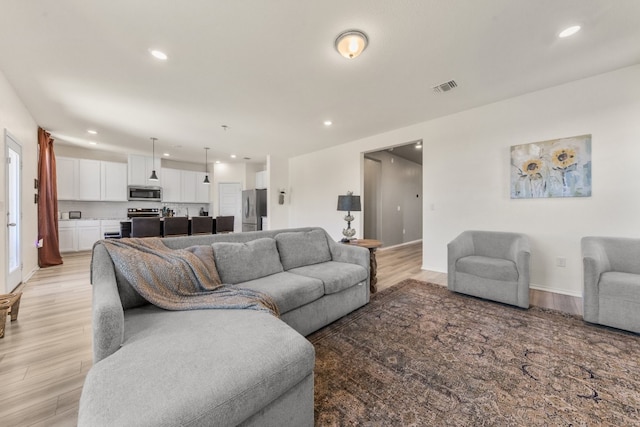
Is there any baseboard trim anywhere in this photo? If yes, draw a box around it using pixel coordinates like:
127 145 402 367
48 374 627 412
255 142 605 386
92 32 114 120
379 239 422 251
530 284 582 299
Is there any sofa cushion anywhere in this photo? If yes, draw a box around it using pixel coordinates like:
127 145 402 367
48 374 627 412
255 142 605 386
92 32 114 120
212 238 283 284
456 255 518 282
79 308 315 427
289 261 368 295
237 272 324 314
276 230 332 270
599 272 640 302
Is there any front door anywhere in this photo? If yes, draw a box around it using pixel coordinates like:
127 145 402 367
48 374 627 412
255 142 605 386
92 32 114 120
5 131 22 293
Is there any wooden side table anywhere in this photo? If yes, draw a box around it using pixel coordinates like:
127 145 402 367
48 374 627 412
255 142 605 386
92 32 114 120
0 292 22 338
344 239 382 294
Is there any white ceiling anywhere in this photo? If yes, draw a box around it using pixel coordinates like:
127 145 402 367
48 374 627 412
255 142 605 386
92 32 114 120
1 1 639 164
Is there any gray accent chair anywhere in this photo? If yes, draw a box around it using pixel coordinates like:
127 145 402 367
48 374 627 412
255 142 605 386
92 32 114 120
582 236 640 334
448 230 530 308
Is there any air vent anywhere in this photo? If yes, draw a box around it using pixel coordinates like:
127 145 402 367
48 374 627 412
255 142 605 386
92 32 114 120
432 80 458 93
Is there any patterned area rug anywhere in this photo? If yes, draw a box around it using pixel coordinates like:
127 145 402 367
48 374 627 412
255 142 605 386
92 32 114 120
309 279 640 426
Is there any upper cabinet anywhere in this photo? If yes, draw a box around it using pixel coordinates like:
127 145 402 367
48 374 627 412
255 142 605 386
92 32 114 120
255 170 267 189
57 157 78 200
162 168 209 203
101 161 128 201
57 157 127 201
128 155 161 187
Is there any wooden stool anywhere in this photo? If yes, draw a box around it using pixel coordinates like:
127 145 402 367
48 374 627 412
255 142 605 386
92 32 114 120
0 292 22 338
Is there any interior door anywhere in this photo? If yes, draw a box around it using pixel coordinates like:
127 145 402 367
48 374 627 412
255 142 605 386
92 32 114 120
218 182 242 232
5 131 22 293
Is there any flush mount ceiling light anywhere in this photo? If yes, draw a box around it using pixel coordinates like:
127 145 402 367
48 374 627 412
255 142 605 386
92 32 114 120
335 30 368 59
559 25 581 38
324 120 333 126
87 129 97 135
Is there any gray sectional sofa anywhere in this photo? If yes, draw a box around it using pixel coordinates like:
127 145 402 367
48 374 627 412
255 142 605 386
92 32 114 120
78 227 370 426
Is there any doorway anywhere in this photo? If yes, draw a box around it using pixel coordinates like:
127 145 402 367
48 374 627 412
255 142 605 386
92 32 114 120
363 140 423 247
5 131 22 293
218 182 242 232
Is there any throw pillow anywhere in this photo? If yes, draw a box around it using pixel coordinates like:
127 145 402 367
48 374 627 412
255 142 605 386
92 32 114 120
276 229 332 270
212 238 283 284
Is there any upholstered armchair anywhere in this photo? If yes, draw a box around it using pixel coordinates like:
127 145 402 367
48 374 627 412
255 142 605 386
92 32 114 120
582 236 640 333
448 230 530 308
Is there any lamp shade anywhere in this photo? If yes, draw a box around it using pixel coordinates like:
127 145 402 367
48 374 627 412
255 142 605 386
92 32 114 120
337 194 361 212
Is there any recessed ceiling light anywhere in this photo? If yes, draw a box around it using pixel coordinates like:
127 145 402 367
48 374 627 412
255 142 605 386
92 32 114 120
559 25 581 38
150 49 168 60
215 160 221 164
87 129 97 135
163 153 170 157
89 141 97 145
324 120 333 126
230 154 237 159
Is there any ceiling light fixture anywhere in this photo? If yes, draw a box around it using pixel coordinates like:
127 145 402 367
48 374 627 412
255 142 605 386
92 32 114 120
230 154 237 159
149 137 159 181
150 49 168 60
87 129 97 135
324 120 333 126
89 141 97 145
559 25 581 38
203 147 210 184
335 30 368 59
163 153 170 157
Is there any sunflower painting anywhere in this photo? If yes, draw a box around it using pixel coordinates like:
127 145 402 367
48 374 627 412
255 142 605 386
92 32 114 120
511 134 591 198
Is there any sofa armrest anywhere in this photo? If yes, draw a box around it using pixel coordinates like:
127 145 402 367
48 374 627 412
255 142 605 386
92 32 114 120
328 239 370 272
447 232 474 290
581 237 611 322
91 243 125 363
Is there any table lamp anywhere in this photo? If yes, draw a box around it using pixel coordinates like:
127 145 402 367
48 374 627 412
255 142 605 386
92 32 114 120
337 191 361 242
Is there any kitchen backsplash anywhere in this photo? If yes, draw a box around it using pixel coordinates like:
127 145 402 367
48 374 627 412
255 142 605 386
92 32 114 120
58 201 211 219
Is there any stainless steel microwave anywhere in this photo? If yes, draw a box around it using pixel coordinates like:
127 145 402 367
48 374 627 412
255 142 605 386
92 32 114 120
128 186 162 202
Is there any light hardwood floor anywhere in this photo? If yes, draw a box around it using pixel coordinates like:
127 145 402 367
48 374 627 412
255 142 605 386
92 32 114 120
0 241 582 426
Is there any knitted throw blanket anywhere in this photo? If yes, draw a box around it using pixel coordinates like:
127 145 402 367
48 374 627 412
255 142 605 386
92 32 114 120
98 238 279 317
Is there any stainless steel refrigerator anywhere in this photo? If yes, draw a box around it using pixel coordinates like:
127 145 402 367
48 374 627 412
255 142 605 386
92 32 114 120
242 189 267 232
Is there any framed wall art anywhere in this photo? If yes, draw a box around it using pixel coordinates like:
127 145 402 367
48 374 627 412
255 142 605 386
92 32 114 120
511 134 592 199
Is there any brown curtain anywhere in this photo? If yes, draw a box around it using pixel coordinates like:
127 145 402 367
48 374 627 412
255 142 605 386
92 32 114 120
37 128 63 267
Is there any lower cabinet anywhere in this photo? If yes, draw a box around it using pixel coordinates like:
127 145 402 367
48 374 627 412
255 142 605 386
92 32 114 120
59 220 112 252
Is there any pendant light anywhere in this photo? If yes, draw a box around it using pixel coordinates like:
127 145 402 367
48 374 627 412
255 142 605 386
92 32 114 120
149 137 159 181
203 147 210 184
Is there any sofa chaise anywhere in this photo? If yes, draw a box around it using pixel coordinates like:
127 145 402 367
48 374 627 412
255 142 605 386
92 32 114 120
78 227 370 426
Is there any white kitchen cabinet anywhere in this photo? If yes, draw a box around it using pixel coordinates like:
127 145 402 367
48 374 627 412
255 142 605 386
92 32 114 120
195 172 210 203
161 168 182 202
58 220 77 252
77 220 101 251
181 170 197 202
78 159 102 200
128 155 161 187
57 157 78 200
59 220 104 252
101 161 128 201
162 168 209 203
255 170 267 189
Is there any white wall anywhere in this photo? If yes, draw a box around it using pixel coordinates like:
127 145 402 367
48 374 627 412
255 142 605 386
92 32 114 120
266 155 289 230
0 71 39 291
288 64 640 297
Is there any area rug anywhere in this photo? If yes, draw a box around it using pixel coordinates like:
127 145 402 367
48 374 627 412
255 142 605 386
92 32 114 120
309 279 640 426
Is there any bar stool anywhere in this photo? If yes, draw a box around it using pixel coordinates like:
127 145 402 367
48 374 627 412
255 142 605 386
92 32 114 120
131 217 162 238
163 217 189 237
191 216 214 235
1 292 22 338
215 216 234 233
